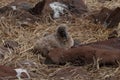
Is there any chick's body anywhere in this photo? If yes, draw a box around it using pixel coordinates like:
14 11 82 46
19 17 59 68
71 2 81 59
33 24 74 57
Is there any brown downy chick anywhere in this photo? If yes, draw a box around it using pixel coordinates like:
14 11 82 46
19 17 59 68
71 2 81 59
33 24 74 57
55 24 74 48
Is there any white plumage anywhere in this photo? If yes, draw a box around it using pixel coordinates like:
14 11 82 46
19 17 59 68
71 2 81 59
49 2 67 18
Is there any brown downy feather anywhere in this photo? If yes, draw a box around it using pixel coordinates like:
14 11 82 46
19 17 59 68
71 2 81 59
33 24 74 57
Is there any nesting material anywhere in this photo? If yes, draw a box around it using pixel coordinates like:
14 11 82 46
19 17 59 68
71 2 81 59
0 40 19 59
0 46 10 59
3 40 19 49
49 66 90 80
33 24 74 57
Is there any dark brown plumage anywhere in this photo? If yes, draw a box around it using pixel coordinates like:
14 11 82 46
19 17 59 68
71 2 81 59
29 0 46 15
46 45 120 66
45 38 120 66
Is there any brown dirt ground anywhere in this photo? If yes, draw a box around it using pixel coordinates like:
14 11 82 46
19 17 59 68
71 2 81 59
0 0 120 80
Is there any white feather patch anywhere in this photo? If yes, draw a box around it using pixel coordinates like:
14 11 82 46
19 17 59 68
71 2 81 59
49 2 67 18
14 68 30 80
11 6 17 10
